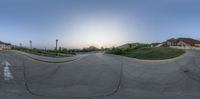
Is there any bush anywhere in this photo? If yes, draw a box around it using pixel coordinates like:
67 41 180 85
109 47 127 55
81 46 99 52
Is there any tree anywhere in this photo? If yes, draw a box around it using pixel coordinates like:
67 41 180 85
59 47 62 53
88 46 98 51
128 44 133 49
62 48 68 53
82 46 99 52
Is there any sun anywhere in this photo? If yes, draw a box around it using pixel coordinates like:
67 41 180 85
97 44 103 48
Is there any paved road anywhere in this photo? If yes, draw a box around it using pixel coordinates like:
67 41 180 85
0 50 200 99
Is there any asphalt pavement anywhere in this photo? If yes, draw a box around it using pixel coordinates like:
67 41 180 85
0 50 200 99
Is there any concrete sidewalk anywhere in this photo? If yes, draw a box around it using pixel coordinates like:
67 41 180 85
12 50 80 63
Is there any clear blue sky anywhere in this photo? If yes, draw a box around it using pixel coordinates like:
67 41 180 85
0 0 200 49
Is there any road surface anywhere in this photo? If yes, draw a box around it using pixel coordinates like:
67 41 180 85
0 50 200 99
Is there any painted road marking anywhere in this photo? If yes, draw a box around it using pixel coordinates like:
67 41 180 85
1 60 13 80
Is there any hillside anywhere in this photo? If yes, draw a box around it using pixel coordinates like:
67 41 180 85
118 43 145 48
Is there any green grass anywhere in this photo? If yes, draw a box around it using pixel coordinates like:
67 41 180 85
123 47 185 60
14 48 73 57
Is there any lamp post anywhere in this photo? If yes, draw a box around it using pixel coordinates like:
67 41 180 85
29 40 32 50
56 39 58 56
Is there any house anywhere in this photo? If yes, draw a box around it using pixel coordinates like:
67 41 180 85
0 41 12 50
166 38 179 46
166 38 200 48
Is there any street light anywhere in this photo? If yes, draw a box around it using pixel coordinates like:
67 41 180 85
29 40 32 50
56 39 58 55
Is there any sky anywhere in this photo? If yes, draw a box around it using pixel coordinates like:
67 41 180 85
0 0 200 49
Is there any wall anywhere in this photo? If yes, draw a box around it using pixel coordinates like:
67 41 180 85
170 46 200 50
177 41 191 47
0 44 11 50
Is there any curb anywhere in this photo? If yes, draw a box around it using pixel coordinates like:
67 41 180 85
107 51 188 63
131 51 188 63
12 50 80 63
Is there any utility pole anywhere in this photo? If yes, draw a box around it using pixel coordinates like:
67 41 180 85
56 39 58 56
29 40 32 50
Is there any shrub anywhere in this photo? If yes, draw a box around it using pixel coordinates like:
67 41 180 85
81 46 99 52
110 47 127 55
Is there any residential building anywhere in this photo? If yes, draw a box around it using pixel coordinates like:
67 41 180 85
166 38 200 48
0 41 12 50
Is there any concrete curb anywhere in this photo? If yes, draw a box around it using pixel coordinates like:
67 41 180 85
12 50 80 63
107 51 188 63
131 51 188 63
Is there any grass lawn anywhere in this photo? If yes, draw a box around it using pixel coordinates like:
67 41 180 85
16 48 73 57
124 47 185 60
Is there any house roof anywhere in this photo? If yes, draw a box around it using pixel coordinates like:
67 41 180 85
167 38 178 43
0 41 11 45
178 38 200 46
167 38 200 46
0 41 5 44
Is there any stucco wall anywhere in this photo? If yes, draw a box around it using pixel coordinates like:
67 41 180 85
177 41 191 47
0 44 11 50
195 44 200 47
170 46 200 50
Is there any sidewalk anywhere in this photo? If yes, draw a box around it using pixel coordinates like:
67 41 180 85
12 50 79 63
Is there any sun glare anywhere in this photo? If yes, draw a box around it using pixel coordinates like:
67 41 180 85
68 16 128 48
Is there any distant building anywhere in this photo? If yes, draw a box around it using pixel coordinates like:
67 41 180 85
0 41 12 50
166 38 200 48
